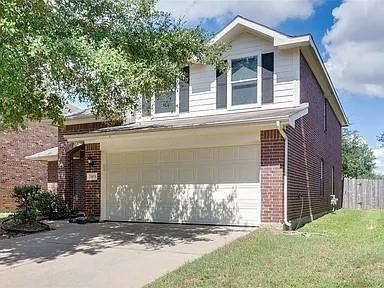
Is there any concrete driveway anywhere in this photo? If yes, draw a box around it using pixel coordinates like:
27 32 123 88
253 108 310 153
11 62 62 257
0 221 253 288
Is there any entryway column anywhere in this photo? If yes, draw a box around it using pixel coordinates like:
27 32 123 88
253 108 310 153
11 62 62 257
84 143 101 217
260 130 284 226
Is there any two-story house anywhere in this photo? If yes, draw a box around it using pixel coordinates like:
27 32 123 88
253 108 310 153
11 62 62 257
27 16 347 229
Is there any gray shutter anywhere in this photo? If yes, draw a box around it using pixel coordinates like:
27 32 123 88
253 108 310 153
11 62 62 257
262 52 274 104
216 64 227 109
179 66 189 113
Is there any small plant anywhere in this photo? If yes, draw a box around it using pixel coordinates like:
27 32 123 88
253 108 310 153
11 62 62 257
11 185 41 224
35 191 70 219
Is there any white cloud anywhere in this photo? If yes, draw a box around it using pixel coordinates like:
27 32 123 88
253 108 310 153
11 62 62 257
157 0 322 27
373 147 384 175
323 0 384 97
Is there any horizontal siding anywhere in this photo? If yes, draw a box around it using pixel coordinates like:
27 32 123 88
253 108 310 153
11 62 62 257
136 31 299 121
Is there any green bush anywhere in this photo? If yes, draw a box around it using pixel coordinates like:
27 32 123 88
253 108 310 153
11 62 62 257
10 185 71 223
11 185 41 223
35 191 71 219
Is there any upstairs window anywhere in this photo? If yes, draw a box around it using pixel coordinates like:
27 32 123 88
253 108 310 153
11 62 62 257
155 91 176 114
231 56 257 105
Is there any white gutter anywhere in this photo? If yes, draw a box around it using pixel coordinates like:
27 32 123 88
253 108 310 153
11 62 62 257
276 121 292 228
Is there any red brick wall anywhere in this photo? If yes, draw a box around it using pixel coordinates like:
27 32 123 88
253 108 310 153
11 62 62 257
63 122 107 134
260 130 285 224
84 143 101 217
72 149 85 212
57 122 105 215
47 161 58 192
0 122 57 212
57 132 75 206
286 54 342 220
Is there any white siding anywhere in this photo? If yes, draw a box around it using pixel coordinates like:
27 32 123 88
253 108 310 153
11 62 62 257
189 65 216 113
135 31 299 122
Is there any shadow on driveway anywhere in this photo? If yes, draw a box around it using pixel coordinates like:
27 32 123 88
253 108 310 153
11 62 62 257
0 221 249 267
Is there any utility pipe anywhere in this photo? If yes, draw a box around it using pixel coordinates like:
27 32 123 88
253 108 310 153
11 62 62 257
276 121 292 228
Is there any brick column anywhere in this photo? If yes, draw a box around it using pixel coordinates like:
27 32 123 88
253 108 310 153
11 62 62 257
57 132 75 207
260 130 285 225
84 143 101 217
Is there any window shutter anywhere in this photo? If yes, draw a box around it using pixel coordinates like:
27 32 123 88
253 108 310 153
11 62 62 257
216 63 227 109
262 52 274 104
142 96 151 117
179 66 190 113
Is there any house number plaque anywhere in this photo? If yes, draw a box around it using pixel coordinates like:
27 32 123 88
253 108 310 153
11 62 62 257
86 172 98 181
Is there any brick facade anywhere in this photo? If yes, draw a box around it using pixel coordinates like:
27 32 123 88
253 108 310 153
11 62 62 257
57 122 105 216
260 130 285 224
84 143 101 217
0 122 57 212
47 161 58 192
286 54 342 221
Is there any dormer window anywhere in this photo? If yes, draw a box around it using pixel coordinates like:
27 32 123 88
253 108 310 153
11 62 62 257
231 56 258 105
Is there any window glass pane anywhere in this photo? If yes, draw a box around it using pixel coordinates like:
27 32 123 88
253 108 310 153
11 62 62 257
155 91 176 113
142 96 151 117
232 81 257 105
231 56 257 81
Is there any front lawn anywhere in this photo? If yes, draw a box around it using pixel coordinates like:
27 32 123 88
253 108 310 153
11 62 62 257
147 210 384 288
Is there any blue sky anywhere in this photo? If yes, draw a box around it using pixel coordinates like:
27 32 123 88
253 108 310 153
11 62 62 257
156 0 384 173
200 1 384 148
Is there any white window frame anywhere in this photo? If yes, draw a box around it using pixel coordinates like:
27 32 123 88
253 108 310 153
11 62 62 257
227 53 262 110
154 87 180 118
140 84 182 120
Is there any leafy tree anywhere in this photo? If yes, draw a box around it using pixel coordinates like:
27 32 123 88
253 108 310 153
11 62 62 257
0 0 227 129
378 133 384 147
342 129 375 179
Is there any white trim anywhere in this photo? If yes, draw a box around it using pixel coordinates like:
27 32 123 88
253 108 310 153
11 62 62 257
227 54 261 110
288 104 309 128
212 16 288 44
274 35 311 49
276 121 291 228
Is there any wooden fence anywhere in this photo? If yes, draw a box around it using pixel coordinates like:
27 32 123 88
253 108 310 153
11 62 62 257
343 178 384 210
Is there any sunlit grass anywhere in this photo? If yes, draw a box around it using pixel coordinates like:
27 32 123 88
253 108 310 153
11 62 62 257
147 210 384 288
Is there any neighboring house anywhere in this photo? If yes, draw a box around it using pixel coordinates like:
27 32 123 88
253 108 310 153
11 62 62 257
28 16 347 228
0 122 57 212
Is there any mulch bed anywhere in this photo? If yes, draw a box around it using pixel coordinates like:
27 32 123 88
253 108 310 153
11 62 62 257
0 219 50 240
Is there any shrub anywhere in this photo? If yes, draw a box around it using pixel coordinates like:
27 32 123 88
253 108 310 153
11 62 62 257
11 185 41 223
35 191 70 219
10 185 71 223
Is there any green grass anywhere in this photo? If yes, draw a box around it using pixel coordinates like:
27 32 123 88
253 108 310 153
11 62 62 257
147 210 384 288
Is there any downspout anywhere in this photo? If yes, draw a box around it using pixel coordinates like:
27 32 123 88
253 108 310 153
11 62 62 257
276 121 292 228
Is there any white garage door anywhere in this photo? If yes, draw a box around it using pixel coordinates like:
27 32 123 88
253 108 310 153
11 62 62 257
105 145 261 226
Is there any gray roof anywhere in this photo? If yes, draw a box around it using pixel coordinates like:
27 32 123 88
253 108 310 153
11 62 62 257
91 104 308 135
64 107 93 119
25 147 58 161
63 104 83 115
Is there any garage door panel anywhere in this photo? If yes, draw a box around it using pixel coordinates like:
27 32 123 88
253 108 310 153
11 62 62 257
106 145 261 226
